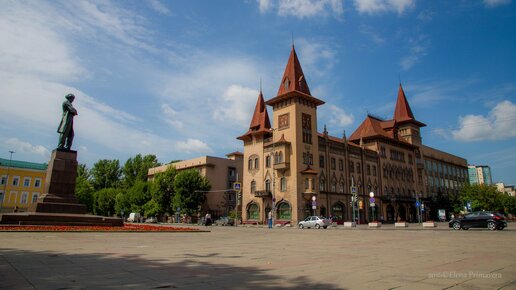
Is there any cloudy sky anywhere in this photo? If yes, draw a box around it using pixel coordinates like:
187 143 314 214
1 0 515 184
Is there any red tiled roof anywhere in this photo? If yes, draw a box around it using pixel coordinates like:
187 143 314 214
266 46 325 107
393 84 426 127
237 91 271 141
349 116 392 141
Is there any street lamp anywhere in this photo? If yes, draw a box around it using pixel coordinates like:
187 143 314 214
369 191 375 222
1 150 15 213
269 128 277 227
312 195 316 216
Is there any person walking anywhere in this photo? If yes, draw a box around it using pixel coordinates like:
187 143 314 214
205 212 212 226
268 210 273 229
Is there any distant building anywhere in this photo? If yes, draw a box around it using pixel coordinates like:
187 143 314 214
0 157 47 213
238 46 468 225
496 182 515 197
148 152 243 219
468 165 493 185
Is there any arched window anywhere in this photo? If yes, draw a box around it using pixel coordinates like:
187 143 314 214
254 158 259 169
331 179 337 192
284 77 290 90
265 179 271 193
339 181 344 193
319 176 326 191
251 181 256 193
266 155 271 168
331 203 344 222
280 177 287 191
278 152 283 163
247 203 260 220
277 202 291 220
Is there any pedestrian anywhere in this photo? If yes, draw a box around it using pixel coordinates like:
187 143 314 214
205 212 212 226
268 211 273 229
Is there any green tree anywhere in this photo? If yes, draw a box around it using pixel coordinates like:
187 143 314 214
502 194 516 215
91 159 122 190
122 154 160 188
75 163 94 213
126 180 151 213
173 169 211 216
143 199 160 217
460 184 505 212
93 188 119 216
150 166 177 215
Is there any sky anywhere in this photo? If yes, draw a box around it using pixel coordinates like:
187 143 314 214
0 0 515 184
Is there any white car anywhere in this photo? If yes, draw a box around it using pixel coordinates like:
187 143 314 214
298 216 330 229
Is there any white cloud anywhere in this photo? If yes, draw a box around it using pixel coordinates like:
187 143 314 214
148 0 171 15
400 34 430 70
354 0 415 15
484 0 511 8
360 25 385 45
161 104 183 128
5 138 50 158
175 139 213 154
214 85 260 127
296 38 337 77
327 105 354 127
452 100 516 141
258 0 344 18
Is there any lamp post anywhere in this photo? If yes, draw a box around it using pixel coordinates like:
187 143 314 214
1 150 15 213
270 128 277 227
369 191 375 222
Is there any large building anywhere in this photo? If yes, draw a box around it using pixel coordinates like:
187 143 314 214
148 152 243 219
238 46 468 225
0 157 47 213
468 165 493 185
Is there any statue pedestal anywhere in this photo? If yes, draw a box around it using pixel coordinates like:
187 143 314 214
1 149 122 226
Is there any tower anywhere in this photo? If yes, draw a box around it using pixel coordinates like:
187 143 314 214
393 84 426 145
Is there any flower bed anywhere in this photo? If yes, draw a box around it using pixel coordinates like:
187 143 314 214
0 224 202 232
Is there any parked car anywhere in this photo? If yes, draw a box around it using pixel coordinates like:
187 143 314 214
127 212 141 223
145 217 158 223
449 211 507 231
214 216 234 226
298 216 330 229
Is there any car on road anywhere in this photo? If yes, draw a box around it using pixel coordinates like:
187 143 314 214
298 216 330 229
214 216 234 226
145 217 158 223
449 211 507 231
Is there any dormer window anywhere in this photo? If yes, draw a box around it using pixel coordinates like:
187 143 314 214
283 78 290 90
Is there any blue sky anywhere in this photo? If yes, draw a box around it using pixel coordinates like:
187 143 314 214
1 0 515 184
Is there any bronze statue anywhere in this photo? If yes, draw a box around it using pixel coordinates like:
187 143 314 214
57 93 78 150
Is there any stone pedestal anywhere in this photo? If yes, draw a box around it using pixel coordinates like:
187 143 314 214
395 222 408 228
368 222 381 228
1 149 122 226
423 221 437 228
344 221 357 228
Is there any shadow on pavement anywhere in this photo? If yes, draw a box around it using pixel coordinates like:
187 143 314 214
0 248 345 289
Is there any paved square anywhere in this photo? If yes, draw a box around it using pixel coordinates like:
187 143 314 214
0 225 515 289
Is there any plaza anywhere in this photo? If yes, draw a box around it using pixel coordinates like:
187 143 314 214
1 225 514 289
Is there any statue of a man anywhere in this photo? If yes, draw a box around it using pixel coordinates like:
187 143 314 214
57 93 78 150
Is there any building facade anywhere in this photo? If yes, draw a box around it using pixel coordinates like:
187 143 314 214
238 46 468 225
0 157 47 213
468 165 493 185
148 152 243 219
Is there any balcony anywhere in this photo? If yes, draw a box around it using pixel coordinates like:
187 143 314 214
273 162 290 171
254 190 271 197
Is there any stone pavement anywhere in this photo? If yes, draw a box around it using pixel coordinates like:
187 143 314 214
0 223 515 290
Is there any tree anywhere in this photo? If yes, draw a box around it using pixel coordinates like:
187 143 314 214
75 163 94 213
460 184 505 213
91 159 122 190
172 169 211 216
502 194 516 215
143 199 160 217
122 154 160 188
150 166 177 215
93 188 119 216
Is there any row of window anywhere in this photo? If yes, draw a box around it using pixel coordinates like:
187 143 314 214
0 175 42 188
248 152 285 171
0 191 39 204
425 160 467 179
382 166 414 182
319 157 378 177
250 177 288 193
247 201 292 220
427 176 464 190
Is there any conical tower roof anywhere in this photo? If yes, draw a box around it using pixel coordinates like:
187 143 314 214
237 90 271 141
393 84 426 127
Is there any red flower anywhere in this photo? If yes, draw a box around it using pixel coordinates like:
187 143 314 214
0 224 201 232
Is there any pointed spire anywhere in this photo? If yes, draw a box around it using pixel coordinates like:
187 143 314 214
276 46 311 96
323 124 328 136
393 83 415 122
237 90 271 141
342 129 347 140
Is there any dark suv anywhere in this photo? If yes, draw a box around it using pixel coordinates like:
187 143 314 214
449 211 507 231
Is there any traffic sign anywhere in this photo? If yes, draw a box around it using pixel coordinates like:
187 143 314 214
312 205 317 210
234 182 241 191
369 197 375 203
370 202 375 207
351 186 357 194
415 201 420 207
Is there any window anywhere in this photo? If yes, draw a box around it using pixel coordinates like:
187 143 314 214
349 161 354 173
34 178 41 188
21 192 28 204
331 158 336 170
281 177 287 191
366 165 371 176
357 163 361 174
254 158 259 169
339 181 344 193
9 191 17 203
248 159 253 170
380 147 386 158
373 166 377 177
408 154 413 164
251 181 256 193
247 203 260 220
319 176 325 191
278 113 289 129
320 156 325 168
339 159 344 171
265 179 271 192
278 202 291 220
283 77 290 90
12 176 19 187
0 175 6 186
23 178 31 187
31 193 39 203
331 179 336 192
278 152 283 163
266 155 271 168
302 113 312 144
304 178 309 189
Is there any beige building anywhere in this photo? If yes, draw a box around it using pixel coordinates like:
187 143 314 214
238 46 468 225
148 152 243 218
496 182 515 197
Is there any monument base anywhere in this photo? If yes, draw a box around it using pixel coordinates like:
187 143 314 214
0 149 122 227
0 212 123 226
